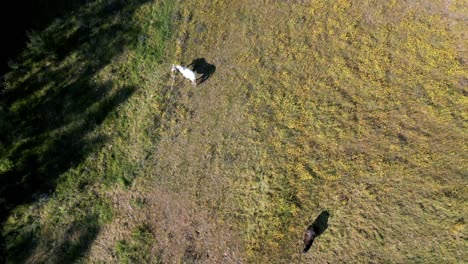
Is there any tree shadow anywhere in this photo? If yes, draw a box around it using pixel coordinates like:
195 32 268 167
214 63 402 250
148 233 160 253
188 58 216 85
0 0 97 76
8 214 101 264
50 214 101 263
303 210 330 253
0 0 153 261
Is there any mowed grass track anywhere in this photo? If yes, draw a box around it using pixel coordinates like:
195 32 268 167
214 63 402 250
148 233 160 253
2 0 467 263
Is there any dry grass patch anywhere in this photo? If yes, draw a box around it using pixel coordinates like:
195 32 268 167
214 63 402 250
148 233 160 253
88 179 243 263
167 0 467 262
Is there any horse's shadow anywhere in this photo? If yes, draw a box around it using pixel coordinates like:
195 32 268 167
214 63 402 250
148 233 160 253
311 210 330 236
188 58 216 85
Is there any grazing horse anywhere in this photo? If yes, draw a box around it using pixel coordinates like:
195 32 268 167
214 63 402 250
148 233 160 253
303 227 317 253
171 64 197 86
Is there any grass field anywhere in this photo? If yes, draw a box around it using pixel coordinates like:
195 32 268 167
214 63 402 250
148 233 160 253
1 0 467 263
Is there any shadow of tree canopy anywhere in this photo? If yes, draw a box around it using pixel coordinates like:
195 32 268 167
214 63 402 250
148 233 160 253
49 214 101 263
0 0 99 76
7 213 101 264
0 0 154 260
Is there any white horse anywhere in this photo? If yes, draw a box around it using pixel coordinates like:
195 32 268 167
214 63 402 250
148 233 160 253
171 64 197 86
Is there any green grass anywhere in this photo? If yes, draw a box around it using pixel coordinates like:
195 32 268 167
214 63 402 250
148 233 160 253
115 225 158 264
1 0 467 263
1 0 174 262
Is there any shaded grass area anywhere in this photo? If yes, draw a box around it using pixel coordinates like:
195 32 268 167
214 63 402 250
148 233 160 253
0 0 96 75
1 0 174 262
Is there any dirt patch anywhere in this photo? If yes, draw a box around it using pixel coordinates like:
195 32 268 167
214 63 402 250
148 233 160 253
88 180 243 263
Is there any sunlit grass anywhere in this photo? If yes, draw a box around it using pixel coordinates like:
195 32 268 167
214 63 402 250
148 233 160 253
162 0 467 262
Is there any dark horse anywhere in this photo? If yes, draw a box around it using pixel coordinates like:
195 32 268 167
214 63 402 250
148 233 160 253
188 58 216 85
303 210 330 253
